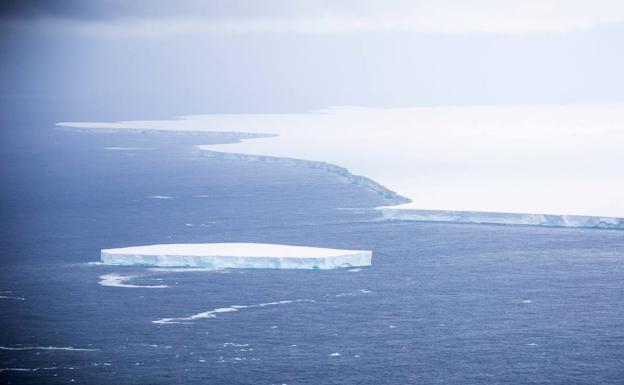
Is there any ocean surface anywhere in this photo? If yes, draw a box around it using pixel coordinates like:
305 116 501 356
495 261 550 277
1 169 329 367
1 107 624 385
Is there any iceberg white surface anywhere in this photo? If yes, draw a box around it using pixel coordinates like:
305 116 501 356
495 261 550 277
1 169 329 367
101 243 372 269
59 103 624 228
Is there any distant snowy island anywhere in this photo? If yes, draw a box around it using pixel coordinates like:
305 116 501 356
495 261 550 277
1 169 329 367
59 103 624 229
101 243 372 269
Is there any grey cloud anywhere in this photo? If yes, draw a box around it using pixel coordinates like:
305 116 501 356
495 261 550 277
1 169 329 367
2 1 624 35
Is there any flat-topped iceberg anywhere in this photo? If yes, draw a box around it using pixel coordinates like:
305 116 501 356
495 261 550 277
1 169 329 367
101 243 372 269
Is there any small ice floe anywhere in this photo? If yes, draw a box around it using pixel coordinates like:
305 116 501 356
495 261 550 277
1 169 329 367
271 325 279 329
347 268 362 273
523 300 532 303
527 343 539 346
147 195 173 199
329 353 341 357
98 273 169 289
388 325 396 329
0 346 97 352
104 147 157 151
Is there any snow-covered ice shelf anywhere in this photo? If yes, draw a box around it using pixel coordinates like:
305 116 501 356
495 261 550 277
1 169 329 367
101 243 372 269
60 103 624 228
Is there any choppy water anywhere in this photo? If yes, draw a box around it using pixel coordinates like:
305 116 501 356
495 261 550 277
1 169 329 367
1 113 624 384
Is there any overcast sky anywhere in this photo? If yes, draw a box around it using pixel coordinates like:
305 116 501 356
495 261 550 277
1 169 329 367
1 1 623 118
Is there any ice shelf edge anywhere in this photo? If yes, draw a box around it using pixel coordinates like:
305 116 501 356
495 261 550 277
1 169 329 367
380 208 624 229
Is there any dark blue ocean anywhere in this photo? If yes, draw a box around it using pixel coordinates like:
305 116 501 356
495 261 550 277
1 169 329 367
1 107 624 385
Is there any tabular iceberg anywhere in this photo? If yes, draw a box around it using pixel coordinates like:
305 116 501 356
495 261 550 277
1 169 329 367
100 243 372 269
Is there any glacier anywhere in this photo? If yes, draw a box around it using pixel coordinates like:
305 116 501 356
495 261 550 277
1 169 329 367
59 103 624 229
100 243 372 269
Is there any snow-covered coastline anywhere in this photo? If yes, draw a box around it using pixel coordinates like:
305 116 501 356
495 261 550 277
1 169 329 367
101 243 373 269
58 103 624 229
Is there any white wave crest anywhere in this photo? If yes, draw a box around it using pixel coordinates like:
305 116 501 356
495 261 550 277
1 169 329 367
153 299 314 325
0 295 25 300
98 273 169 289
104 147 157 151
147 267 228 273
0 346 97 351
147 195 173 199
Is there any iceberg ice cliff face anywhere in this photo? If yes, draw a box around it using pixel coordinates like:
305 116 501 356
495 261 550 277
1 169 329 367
198 150 411 206
101 243 372 269
380 208 624 229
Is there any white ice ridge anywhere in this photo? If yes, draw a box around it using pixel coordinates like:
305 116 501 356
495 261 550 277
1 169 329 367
58 103 624 228
100 243 372 269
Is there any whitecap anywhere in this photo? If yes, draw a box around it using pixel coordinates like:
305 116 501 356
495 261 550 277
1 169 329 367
147 267 225 273
104 147 157 151
0 346 97 352
147 195 173 199
0 295 25 300
153 299 314 325
335 289 372 297
98 273 169 289
329 353 341 357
